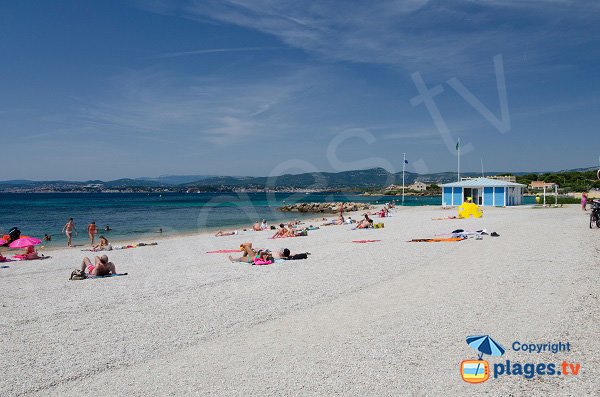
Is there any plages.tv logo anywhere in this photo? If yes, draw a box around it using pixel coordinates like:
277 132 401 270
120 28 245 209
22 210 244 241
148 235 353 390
460 335 505 383
460 335 581 383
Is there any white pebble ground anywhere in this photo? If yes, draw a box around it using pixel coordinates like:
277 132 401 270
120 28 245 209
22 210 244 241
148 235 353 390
1 205 598 396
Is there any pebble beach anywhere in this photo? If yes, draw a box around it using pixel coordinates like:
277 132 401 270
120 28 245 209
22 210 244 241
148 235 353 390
1 205 598 396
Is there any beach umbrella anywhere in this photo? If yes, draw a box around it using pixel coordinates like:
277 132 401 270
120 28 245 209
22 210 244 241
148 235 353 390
466 335 505 378
466 335 505 359
9 237 42 248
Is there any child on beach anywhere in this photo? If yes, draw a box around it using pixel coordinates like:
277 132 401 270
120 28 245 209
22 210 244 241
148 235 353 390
62 218 77 247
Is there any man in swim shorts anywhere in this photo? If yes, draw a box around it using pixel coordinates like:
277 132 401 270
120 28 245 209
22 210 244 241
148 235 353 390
81 255 116 276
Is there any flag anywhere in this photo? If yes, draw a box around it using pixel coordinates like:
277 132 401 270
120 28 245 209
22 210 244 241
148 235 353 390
404 159 408 164
456 139 460 151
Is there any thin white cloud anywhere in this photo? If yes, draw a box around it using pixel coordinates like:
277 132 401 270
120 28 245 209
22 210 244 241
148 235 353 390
67 66 331 148
139 0 599 77
158 46 284 58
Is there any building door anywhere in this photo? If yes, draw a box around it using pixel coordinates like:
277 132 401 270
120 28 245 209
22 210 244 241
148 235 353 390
472 188 481 205
463 188 472 203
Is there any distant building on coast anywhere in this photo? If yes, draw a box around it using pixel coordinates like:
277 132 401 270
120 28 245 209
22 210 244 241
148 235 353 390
407 181 428 191
529 181 558 190
441 177 526 207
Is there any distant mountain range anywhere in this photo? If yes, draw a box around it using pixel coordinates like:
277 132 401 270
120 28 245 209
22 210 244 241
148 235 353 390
0 167 596 192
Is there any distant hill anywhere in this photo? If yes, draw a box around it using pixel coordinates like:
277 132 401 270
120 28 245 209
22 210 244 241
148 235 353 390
0 167 595 192
136 175 217 185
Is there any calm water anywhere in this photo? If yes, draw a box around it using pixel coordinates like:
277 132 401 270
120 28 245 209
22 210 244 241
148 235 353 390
0 192 441 246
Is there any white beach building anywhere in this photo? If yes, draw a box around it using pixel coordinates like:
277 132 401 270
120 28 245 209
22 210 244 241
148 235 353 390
441 177 526 207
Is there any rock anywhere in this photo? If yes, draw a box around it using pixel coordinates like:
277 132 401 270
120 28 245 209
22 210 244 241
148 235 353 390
277 202 373 214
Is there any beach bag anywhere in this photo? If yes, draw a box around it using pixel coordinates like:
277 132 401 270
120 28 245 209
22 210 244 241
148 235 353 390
69 269 87 280
290 253 308 260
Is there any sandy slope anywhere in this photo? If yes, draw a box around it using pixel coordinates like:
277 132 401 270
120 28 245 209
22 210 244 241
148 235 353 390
1 205 598 396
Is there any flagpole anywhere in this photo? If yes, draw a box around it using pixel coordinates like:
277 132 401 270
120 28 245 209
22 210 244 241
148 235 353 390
457 138 461 181
480 158 484 177
402 152 406 206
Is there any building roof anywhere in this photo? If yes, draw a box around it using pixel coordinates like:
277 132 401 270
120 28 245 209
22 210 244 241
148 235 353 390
441 177 526 187
530 181 557 188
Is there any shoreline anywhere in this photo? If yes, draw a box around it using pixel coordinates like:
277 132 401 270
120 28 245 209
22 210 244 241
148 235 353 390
5 208 373 255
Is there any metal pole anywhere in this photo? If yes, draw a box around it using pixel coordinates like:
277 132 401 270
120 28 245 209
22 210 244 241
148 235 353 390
457 138 461 181
543 185 546 206
402 152 406 206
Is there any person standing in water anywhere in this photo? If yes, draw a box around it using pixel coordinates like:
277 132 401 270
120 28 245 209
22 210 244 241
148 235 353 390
87 221 98 245
62 218 77 247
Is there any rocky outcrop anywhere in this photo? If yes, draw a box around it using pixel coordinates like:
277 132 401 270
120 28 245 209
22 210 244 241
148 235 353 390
278 202 372 213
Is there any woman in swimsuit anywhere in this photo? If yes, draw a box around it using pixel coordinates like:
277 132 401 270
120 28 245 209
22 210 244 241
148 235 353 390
87 221 97 245
92 235 111 251
229 242 258 263
62 218 77 247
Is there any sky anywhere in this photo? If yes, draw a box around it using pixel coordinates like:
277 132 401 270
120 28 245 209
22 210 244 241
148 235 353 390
0 0 599 180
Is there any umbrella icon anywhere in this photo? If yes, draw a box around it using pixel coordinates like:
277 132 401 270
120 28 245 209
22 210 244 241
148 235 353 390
466 335 505 377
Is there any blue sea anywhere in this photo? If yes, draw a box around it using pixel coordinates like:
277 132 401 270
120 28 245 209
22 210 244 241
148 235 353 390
0 192 442 246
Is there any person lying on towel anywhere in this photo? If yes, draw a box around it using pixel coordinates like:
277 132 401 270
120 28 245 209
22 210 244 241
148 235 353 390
355 214 374 229
81 255 117 276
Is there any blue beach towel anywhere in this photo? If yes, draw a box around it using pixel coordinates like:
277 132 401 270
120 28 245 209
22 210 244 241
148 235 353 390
88 273 128 279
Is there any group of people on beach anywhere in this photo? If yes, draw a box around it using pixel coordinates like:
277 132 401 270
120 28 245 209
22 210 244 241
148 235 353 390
216 219 311 239
229 242 309 265
61 218 112 247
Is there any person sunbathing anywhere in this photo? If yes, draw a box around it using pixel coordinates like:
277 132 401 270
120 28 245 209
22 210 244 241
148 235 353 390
81 255 116 276
356 214 374 229
24 246 40 260
215 230 238 237
321 216 344 226
252 249 273 265
92 235 112 251
229 242 258 263
252 221 262 231
272 224 289 238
